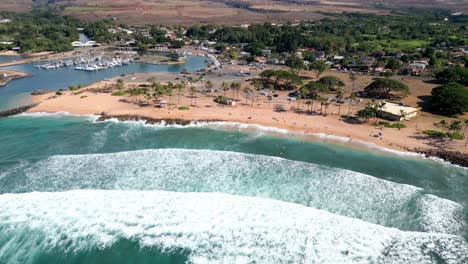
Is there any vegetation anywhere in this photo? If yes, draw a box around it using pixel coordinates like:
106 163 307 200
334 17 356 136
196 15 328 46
364 78 410 99
374 121 407 129
111 91 126 96
430 82 468 116
318 76 345 91
435 66 468 86
259 69 302 90
178 106 190 110
187 10 468 54
0 10 81 52
423 130 464 140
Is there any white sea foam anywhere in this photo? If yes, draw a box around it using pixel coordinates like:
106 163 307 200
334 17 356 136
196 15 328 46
18 111 100 122
2 149 464 235
0 190 466 264
98 118 427 158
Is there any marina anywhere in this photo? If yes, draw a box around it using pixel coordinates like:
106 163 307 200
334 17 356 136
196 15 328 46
34 56 135 71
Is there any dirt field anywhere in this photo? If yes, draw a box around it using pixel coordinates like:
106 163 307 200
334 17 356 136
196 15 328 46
1 0 465 25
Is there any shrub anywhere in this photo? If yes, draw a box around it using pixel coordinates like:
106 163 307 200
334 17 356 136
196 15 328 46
80 95 88 99
390 123 407 129
178 106 190 110
423 130 447 138
111 91 126 96
447 132 464 140
375 121 407 129
55 91 63 95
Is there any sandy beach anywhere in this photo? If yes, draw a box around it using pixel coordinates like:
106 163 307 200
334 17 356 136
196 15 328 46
29 71 467 155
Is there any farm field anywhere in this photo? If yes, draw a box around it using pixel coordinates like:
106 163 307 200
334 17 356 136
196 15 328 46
0 0 466 25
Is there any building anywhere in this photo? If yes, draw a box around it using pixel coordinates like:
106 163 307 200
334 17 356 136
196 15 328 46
379 102 419 121
71 41 100 48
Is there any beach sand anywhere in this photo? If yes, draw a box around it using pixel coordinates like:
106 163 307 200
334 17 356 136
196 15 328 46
29 77 467 155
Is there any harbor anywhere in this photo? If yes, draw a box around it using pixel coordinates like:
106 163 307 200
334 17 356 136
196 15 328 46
34 56 135 71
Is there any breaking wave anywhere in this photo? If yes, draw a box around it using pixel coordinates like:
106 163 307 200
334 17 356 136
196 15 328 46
1 149 464 235
0 190 466 264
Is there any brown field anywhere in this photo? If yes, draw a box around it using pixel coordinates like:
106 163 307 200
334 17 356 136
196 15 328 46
0 0 465 25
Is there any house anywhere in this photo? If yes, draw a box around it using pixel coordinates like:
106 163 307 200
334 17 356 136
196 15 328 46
406 63 427 75
379 102 419 121
255 57 268 63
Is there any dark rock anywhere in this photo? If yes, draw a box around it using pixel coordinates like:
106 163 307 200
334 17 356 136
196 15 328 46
0 104 38 119
31 90 54 95
96 114 222 126
414 148 468 168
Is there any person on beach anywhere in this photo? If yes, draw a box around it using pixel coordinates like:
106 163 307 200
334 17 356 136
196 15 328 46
378 132 382 140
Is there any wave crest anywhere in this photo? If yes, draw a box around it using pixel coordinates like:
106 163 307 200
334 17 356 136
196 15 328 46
0 190 466 264
1 149 464 235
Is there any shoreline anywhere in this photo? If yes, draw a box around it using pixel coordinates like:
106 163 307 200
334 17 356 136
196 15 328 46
20 109 467 167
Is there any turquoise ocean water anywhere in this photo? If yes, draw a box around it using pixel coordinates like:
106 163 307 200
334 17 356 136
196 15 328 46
0 56 467 263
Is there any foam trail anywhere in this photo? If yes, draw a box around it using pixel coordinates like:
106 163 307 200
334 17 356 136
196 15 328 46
1 149 464 235
0 190 466 264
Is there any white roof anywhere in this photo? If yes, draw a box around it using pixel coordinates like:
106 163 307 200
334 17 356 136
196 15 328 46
381 102 419 116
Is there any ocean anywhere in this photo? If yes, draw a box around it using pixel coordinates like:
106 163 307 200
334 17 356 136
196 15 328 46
0 114 466 263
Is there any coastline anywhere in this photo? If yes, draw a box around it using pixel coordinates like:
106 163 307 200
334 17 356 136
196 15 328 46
18 111 468 167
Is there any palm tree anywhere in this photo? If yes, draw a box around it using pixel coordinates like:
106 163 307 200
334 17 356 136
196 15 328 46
399 110 407 121
464 120 468 146
305 100 312 112
243 87 252 105
221 81 229 97
116 79 125 90
348 72 358 116
336 90 344 115
434 120 449 132
323 102 330 116
448 120 463 134
230 82 241 100
175 82 184 105
190 86 197 106
205 80 213 93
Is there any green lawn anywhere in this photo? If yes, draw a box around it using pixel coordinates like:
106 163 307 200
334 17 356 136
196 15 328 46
65 6 106 12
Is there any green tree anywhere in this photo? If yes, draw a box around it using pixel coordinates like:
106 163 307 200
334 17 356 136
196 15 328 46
364 78 410 99
430 82 468 116
116 79 125 90
190 86 197 106
221 81 229 97
435 66 468 86
309 61 329 79
205 80 213 91
285 56 304 74
318 76 345 91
